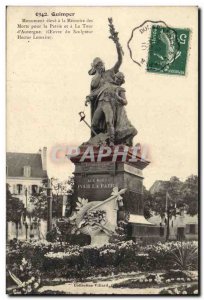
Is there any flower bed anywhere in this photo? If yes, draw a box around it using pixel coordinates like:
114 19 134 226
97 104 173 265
112 270 197 289
160 283 198 295
7 239 198 283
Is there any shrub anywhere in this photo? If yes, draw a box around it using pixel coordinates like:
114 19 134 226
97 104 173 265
170 241 198 270
141 241 198 271
44 244 83 272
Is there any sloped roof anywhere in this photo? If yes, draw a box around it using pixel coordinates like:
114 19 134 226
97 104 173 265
6 152 47 178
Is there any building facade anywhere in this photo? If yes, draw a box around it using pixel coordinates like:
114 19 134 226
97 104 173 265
148 211 198 241
149 179 198 241
6 147 48 241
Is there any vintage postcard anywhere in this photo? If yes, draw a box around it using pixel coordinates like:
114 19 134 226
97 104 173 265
6 6 199 295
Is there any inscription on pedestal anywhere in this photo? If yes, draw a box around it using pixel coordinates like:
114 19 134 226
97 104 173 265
73 159 146 213
77 177 115 189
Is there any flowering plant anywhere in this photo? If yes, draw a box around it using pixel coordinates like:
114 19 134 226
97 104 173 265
160 283 198 295
8 258 41 295
45 244 82 260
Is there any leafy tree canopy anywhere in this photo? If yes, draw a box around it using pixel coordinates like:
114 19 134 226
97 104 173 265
6 184 24 223
143 175 198 218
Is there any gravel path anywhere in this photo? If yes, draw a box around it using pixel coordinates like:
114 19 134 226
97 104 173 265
39 273 163 295
38 271 198 295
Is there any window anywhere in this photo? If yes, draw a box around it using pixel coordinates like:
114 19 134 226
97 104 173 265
189 224 196 234
23 166 31 177
17 184 23 195
31 185 38 195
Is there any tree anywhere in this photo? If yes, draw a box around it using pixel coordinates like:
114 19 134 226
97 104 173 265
147 177 183 218
143 187 154 219
29 177 75 240
29 188 48 220
66 176 75 217
7 184 24 223
146 175 198 240
180 175 198 216
52 194 63 218
6 184 24 239
28 177 72 220
48 176 75 217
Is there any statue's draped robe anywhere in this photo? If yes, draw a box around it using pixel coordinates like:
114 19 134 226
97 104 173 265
114 99 137 145
90 68 116 135
91 81 137 145
89 45 123 134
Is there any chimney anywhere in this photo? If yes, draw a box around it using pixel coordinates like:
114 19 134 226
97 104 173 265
41 147 47 171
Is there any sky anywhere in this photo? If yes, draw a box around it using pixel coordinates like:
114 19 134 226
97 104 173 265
6 6 198 188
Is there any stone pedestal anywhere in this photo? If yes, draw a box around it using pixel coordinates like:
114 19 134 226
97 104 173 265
70 145 160 242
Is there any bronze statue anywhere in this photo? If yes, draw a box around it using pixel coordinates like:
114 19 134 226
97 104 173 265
89 72 137 146
85 18 123 136
114 72 137 146
83 18 137 146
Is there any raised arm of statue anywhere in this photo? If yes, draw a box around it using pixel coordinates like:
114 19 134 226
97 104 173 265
108 18 124 73
112 42 123 73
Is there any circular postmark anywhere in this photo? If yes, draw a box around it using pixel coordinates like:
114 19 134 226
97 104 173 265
127 20 169 69
127 20 190 75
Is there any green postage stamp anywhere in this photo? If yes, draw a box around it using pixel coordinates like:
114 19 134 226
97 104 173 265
147 26 190 75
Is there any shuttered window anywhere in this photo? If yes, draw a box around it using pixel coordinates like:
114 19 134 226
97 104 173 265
17 184 23 195
31 185 38 195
